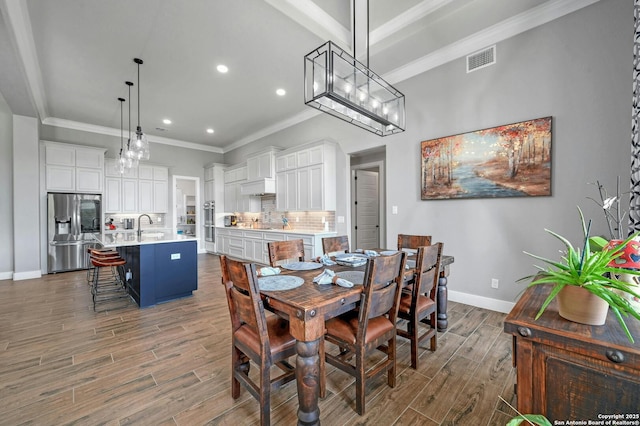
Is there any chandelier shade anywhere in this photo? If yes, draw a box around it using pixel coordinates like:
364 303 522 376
304 41 405 136
131 57 150 161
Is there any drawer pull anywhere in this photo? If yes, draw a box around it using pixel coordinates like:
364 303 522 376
606 350 624 363
517 327 532 337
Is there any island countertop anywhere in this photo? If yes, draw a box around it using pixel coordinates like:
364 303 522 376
96 232 197 248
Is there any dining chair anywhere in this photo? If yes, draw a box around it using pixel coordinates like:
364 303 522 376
323 251 407 415
322 235 350 256
397 234 432 251
219 255 297 426
396 243 442 369
267 239 305 267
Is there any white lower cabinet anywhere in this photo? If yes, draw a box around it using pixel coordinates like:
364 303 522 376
215 228 332 263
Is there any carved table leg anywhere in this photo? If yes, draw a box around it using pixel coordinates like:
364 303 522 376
296 339 321 426
437 273 448 331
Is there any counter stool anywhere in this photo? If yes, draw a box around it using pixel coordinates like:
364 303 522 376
89 249 130 311
86 247 119 285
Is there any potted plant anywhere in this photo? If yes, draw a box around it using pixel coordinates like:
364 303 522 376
520 207 640 343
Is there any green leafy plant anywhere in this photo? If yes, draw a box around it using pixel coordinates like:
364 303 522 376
519 207 640 343
506 414 552 426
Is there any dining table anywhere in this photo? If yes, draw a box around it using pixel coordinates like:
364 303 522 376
258 249 454 425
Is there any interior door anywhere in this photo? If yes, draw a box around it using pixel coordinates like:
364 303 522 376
354 170 379 249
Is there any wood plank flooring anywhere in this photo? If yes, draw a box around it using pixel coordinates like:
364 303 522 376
0 254 518 425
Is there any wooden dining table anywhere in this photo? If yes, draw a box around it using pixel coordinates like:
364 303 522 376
259 250 454 425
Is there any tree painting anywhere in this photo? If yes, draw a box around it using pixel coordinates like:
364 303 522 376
421 116 552 200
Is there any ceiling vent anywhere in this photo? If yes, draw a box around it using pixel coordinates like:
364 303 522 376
466 45 496 73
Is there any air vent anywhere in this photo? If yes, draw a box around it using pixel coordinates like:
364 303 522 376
467 45 496 73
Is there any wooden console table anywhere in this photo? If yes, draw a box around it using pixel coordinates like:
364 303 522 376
504 284 640 421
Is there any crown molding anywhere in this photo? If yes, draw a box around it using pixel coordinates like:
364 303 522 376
222 109 321 153
41 117 224 153
384 0 600 85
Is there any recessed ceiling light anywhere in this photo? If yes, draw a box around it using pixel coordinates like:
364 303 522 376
162 119 171 125
217 65 228 73
206 128 214 134
276 88 286 96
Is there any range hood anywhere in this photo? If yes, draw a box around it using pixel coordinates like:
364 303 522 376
240 178 276 195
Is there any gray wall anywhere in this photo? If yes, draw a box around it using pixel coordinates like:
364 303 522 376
224 0 632 310
0 90 13 278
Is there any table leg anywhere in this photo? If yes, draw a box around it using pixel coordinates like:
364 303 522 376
437 273 448 331
295 339 321 426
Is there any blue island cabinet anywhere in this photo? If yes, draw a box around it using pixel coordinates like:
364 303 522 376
118 240 198 308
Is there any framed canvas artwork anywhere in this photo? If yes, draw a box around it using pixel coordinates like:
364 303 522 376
420 116 552 200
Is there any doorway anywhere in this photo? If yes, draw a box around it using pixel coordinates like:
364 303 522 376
350 148 385 250
173 176 200 250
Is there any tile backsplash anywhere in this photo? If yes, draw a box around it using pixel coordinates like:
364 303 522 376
104 213 168 231
235 195 335 232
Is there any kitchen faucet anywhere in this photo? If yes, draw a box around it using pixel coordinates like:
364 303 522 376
137 214 153 237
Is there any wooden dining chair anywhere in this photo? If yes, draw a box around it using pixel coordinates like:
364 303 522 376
323 251 406 415
219 255 297 426
267 239 305 267
322 235 350 256
397 234 432 251
396 243 442 369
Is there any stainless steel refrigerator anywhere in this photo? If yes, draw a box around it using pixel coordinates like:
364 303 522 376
47 192 102 273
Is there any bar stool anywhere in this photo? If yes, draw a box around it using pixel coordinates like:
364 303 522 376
86 247 119 285
88 249 130 311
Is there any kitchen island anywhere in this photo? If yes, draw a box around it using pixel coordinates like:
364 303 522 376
96 232 198 308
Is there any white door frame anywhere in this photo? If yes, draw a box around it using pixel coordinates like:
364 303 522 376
172 175 202 252
350 160 386 249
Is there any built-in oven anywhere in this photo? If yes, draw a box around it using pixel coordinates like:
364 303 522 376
204 201 215 243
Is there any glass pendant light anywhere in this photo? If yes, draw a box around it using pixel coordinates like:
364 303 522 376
124 81 139 169
132 57 150 161
115 97 127 174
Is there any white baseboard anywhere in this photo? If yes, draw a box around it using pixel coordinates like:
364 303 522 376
448 290 515 314
0 271 13 281
12 270 43 281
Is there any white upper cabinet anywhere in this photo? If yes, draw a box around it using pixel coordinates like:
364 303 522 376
44 142 105 193
246 148 280 181
275 141 336 211
104 160 168 214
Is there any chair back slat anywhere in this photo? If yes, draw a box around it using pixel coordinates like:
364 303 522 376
415 243 442 297
359 252 406 331
397 234 432 251
220 256 268 348
322 236 350 255
267 239 305 267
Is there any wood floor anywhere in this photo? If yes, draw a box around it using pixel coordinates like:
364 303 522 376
0 254 518 425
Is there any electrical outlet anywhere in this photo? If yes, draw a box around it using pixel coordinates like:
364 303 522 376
392 206 398 214
157 216 162 223
296 217 299 222
491 278 499 289
321 216 325 223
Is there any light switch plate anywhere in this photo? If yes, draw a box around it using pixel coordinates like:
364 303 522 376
171 253 181 260
392 206 398 214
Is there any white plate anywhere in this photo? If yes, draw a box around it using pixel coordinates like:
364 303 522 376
335 253 368 260
380 250 398 256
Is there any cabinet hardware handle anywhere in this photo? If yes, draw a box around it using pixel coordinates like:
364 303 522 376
517 326 532 337
605 349 624 363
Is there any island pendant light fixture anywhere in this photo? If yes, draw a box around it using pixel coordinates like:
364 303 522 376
131 57 150 160
303 0 405 136
124 81 138 169
115 97 126 174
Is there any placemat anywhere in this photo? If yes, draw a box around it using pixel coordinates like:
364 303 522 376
281 262 323 271
258 275 304 291
336 271 365 285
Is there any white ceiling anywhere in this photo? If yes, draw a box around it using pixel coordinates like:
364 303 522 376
0 0 599 153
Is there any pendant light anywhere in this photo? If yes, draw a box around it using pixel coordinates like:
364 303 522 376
115 97 126 174
304 0 405 136
124 81 139 169
131 57 150 160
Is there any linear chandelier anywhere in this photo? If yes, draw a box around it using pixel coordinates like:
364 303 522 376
304 1 405 136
